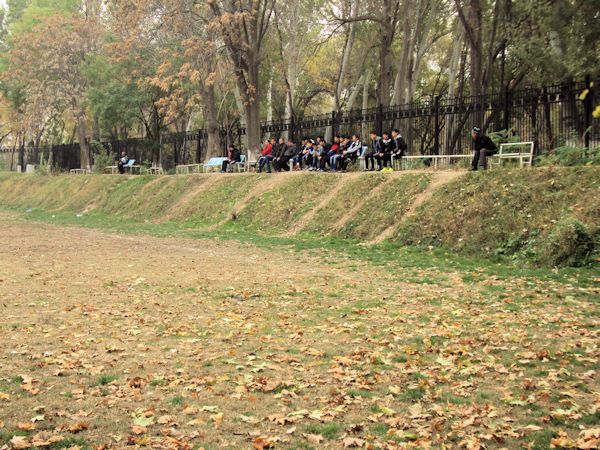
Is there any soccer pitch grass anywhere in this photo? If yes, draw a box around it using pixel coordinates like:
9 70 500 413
0 214 598 449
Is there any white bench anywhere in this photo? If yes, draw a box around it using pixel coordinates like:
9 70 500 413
231 154 248 172
203 157 227 173
146 167 164 175
175 163 202 175
105 159 142 174
491 142 534 168
70 168 91 175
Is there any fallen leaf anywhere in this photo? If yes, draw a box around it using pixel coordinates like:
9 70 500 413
10 436 30 449
304 433 324 445
342 437 366 448
131 425 146 435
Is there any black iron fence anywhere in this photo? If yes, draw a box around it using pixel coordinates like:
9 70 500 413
1 76 597 172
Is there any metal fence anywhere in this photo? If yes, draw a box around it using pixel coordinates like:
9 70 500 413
1 76 597 172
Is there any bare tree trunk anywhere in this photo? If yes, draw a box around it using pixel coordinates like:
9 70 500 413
377 0 394 106
345 74 366 112
445 19 464 154
361 70 373 138
455 0 484 97
392 0 414 105
200 82 223 160
266 67 274 139
76 113 91 170
335 0 360 112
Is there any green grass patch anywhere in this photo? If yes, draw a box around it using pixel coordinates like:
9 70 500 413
303 422 344 440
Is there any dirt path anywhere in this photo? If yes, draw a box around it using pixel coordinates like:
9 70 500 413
330 174 398 231
202 173 301 230
368 170 464 244
286 173 363 235
162 174 221 220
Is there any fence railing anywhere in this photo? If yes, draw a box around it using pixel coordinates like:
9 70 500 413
1 76 597 172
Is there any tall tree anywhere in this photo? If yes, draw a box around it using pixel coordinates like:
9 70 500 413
4 10 101 169
207 0 275 159
333 0 400 107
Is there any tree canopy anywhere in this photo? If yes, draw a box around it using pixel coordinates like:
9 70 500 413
0 0 598 163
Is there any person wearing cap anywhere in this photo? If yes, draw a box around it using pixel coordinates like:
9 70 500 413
471 127 497 171
221 144 241 173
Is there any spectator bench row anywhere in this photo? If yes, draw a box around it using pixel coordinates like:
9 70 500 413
67 142 532 175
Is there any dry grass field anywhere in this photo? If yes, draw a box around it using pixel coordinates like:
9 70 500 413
0 213 598 449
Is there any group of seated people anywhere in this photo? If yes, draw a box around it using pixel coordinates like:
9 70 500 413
240 130 407 173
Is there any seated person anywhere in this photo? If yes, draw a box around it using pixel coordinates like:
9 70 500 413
328 136 341 172
221 144 241 172
471 127 497 170
280 139 299 171
365 131 382 171
376 131 393 170
118 152 129 174
292 139 306 170
341 134 362 171
391 128 407 163
302 140 315 170
257 139 274 173
313 139 330 171
272 137 287 172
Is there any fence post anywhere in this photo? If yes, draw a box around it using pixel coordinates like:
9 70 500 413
18 144 24 172
434 95 440 154
503 86 510 131
584 74 592 148
290 114 296 143
531 90 538 157
331 110 338 140
375 104 383 136
196 130 201 164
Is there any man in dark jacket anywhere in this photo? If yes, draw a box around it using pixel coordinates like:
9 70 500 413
471 127 497 170
391 129 407 163
279 139 298 171
272 137 287 172
376 131 393 170
365 131 382 171
221 145 241 172
118 152 129 174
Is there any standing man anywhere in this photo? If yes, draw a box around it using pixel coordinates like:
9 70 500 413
471 127 497 171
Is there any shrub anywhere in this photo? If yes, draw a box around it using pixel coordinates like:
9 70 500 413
91 141 115 174
487 128 522 145
536 146 600 167
92 152 115 174
539 217 595 267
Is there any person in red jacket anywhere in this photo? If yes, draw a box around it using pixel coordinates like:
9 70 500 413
257 139 274 173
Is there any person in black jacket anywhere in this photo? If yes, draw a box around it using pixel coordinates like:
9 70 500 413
471 127 497 170
272 137 287 172
117 152 129 174
391 129 407 163
277 139 298 171
365 131 382 171
376 131 393 170
221 145 241 172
